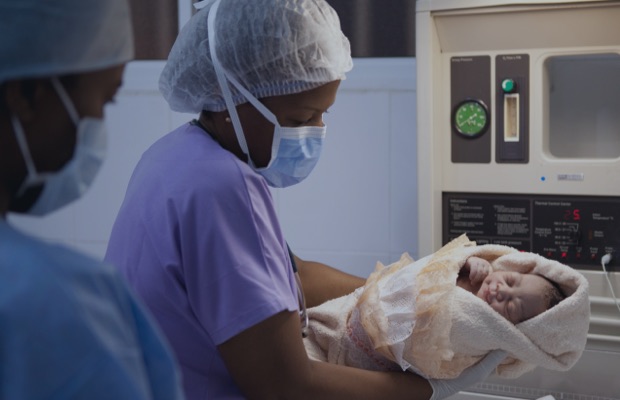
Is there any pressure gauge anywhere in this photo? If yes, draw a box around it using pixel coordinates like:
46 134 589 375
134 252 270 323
452 99 489 138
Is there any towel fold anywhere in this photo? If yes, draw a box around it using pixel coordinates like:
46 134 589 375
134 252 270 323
304 234 590 379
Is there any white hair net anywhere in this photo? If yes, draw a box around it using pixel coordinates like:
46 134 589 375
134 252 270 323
0 0 134 83
159 0 353 113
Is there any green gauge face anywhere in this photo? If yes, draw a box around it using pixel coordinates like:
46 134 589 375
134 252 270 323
453 100 489 137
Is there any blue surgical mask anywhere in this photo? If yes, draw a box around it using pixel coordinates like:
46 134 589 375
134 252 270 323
256 123 326 188
207 2 325 188
222 75 326 188
11 77 107 216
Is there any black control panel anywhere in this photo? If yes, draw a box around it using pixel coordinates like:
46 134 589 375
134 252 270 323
443 192 620 270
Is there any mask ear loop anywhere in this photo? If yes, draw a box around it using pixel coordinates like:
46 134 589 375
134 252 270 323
220 71 282 171
223 73 279 126
11 115 45 196
206 0 280 170
207 0 251 163
12 77 82 197
12 77 83 197
50 77 80 125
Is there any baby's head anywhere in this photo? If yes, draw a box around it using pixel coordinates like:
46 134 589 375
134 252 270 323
476 270 565 324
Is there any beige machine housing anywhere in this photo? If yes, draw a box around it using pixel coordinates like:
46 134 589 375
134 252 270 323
416 0 620 398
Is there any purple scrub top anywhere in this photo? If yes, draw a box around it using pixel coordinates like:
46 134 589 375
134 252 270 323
105 123 299 399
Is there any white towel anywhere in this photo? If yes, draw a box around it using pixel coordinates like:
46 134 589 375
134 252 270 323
303 235 590 379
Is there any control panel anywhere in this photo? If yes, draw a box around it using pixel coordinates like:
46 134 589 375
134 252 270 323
450 54 530 164
443 192 620 270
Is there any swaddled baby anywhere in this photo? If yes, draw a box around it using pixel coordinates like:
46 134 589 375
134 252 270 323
457 256 564 325
303 234 590 379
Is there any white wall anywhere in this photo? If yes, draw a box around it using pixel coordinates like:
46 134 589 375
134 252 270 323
8 58 418 279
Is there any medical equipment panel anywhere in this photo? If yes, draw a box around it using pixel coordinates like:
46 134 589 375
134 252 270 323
417 1 620 398
450 56 492 162
495 54 529 163
443 192 620 271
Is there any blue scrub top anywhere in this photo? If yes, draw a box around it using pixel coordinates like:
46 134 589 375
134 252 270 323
0 220 185 400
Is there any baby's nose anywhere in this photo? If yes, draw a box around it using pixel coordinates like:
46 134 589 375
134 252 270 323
496 286 514 302
491 282 508 302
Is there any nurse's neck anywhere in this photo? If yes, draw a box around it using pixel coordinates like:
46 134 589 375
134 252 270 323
198 110 248 163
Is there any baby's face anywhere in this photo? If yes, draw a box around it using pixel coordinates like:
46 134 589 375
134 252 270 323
476 271 550 324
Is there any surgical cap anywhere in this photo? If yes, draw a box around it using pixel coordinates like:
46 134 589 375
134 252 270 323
0 0 134 83
159 0 353 113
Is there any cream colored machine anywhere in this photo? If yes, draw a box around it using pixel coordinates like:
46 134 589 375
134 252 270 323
416 0 620 398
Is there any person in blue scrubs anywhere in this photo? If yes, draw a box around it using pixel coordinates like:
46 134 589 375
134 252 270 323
0 0 185 398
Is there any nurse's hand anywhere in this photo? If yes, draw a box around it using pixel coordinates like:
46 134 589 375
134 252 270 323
428 350 507 400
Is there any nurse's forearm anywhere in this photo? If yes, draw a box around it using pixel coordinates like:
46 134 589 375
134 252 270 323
218 309 434 400
307 359 434 400
294 256 366 307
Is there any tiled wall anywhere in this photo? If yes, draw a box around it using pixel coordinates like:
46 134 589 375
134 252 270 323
9 58 418 279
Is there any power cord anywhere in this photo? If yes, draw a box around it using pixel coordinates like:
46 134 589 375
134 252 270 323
600 253 620 315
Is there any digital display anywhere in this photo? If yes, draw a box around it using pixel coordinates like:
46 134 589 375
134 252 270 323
443 192 620 270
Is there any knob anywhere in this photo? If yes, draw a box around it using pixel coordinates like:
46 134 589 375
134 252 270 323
501 79 516 93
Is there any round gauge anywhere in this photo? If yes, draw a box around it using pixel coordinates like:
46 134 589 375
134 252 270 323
452 99 489 137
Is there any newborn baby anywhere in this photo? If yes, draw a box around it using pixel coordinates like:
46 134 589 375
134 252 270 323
303 235 590 379
458 256 565 324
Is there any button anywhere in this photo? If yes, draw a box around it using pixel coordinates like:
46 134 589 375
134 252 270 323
502 79 516 93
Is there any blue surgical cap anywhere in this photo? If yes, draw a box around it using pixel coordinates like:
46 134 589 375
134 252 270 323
0 0 134 83
159 0 353 113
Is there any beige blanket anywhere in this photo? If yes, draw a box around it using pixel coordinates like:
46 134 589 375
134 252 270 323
303 235 590 379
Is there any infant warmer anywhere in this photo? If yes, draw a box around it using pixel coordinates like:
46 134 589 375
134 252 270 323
416 0 620 398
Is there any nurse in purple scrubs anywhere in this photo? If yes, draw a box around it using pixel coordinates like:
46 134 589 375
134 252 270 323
105 0 505 398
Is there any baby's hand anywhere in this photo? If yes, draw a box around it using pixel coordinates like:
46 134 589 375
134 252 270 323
465 256 491 286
